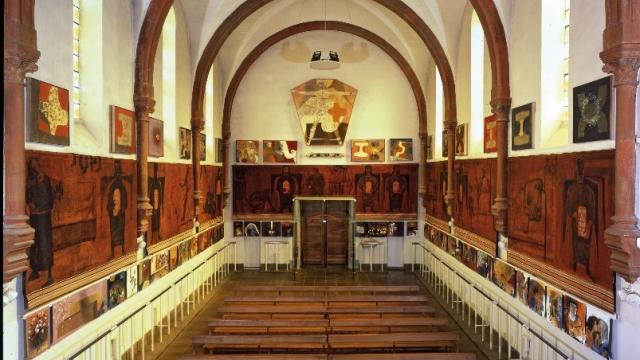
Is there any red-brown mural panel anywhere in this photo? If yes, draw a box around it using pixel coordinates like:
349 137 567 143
199 165 223 223
453 159 496 241
233 164 418 216
25 151 137 293
508 150 615 290
424 161 448 221
148 162 193 245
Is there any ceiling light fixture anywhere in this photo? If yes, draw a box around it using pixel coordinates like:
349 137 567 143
310 0 340 70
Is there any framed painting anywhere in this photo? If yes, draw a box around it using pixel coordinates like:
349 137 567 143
492 260 516 297
388 221 404 237
585 305 613 358
476 251 492 279
244 221 261 237
236 140 259 163
26 77 70 146
351 139 385 162
512 103 534 150
169 246 178 270
515 271 528 306
52 280 107 343
25 307 51 359
573 77 611 143
389 138 413 161
137 259 151 291
110 106 136 154
233 221 244 237
215 138 224 163
547 287 564 329
263 140 297 163
484 114 497 153
442 130 448 157
179 127 192 159
126 265 138 298
148 117 164 157
527 278 546 316
281 222 294 237
106 271 127 309
200 133 206 161
291 79 357 146
426 135 433 160
262 221 281 237
151 251 169 281
455 123 468 156
563 295 587 343
461 243 477 271
406 222 418 237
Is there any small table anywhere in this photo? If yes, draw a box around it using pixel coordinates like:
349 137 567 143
359 239 384 272
264 240 290 272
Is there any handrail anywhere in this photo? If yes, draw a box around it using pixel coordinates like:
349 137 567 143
413 242 570 359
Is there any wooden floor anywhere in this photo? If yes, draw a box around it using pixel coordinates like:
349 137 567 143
147 267 489 360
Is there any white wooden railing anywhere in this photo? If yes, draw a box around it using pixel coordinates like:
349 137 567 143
412 240 603 360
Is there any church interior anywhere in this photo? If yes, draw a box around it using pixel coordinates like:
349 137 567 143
4 0 640 359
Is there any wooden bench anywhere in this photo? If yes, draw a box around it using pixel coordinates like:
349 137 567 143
328 332 459 352
181 355 328 360
329 353 475 360
328 317 448 333
209 319 329 335
232 285 421 295
192 334 327 353
327 305 435 318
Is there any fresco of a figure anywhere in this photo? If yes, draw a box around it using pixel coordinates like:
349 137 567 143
271 166 301 213
102 161 132 259
148 163 165 245
384 166 409 212
356 165 380 213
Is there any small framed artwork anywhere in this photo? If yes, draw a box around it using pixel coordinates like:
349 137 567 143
387 221 404 237
585 305 613 358
547 287 564 329
179 127 192 159
492 260 516 297
52 281 107 343
244 221 261 236
126 265 138 298
26 77 70 146
261 221 281 237
563 295 586 343
527 278 546 316
138 259 151 291
215 137 224 163
200 133 206 161
476 251 492 279
484 114 497 153
110 106 136 154
25 307 51 359
263 140 297 163
455 123 467 156
442 130 448 157
233 221 244 237
351 139 385 162
236 140 259 163
148 117 164 157
426 135 433 160
512 103 534 150
573 76 611 143
389 138 413 161
406 221 418 237
106 271 127 309
281 222 294 237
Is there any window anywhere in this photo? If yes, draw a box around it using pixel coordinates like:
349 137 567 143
162 7 176 155
562 0 570 125
72 0 80 122
434 67 444 158
469 10 484 154
205 67 214 162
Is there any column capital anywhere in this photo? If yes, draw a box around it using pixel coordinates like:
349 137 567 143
601 46 640 87
133 94 155 116
191 116 204 132
4 49 39 84
490 97 512 116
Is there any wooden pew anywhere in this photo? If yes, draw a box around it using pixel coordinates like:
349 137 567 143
328 332 459 352
328 317 448 333
327 305 435 318
232 285 421 295
192 334 327 354
329 353 475 360
208 319 328 335
181 355 328 360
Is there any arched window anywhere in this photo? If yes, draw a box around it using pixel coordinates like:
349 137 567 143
72 0 80 123
469 10 484 155
162 7 176 156
434 67 444 158
204 67 214 163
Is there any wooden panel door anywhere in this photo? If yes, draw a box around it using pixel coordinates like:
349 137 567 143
300 200 349 266
326 201 348 265
301 200 324 265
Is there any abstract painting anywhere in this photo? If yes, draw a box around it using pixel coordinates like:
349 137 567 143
547 287 564 328
515 271 528 306
492 260 516 296
455 123 467 156
106 271 127 309
573 77 611 143
512 103 533 150
261 221 281 237
200 133 206 161
25 307 50 359
282 222 294 237
215 138 224 163
388 222 404 237
263 140 297 163
179 127 192 159
233 222 244 237
446 236 458 258
426 135 433 160
367 222 388 237
189 238 198 258
442 130 449 157
169 246 178 270
476 251 492 279
461 243 477 271
236 140 259 163
110 106 136 154
563 295 586 343
484 114 497 153
151 251 169 281
137 259 151 291
178 241 190 265
148 117 164 157
585 305 612 358
527 278 546 316
52 281 107 343
351 139 385 162
389 138 413 161
406 222 418 237
291 79 357 146
26 77 70 146
126 265 138 298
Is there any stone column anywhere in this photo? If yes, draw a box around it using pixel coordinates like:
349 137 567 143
192 116 203 221
600 0 640 283
222 132 231 207
444 118 456 217
490 97 511 236
133 89 154 238
3 0 39 284
419 132 427 203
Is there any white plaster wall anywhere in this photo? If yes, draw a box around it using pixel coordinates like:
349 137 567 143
230 31 419 165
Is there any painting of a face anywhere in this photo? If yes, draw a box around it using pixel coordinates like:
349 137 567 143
112 188 121 215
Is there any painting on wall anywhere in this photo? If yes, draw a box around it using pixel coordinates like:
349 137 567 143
484 114 497 153
512 103 533 150
585 305 612 358
426 135 433 160
291 78 357 146
406 222 418 237
455 123 467 156
563 295 587 343
461 243 477 271
126 265 138 298
52 281 107 343
215 138 224 163
282 222 294 237
492 260 516 297
389 138 413 161
179 127 192 159
189 238 198 258
527 278 546 316
351 139 385 162
244 222 260 237
261 221 281 237
148 117 164 157
25 307 51 359
476 251 492 279
26 77 70 146
388 222 404 237
200 133 206 161
446 236 458 258
233 222 244 237
547 287 564 329
178 241 190 265
151 251 169 281
169 246 178 270
236 140 259 163
110 106 136 154
137 259 151 291
106 271 127 309
263 140 297 163
573 77 611 143
515 271 528 306
442 130 448 157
